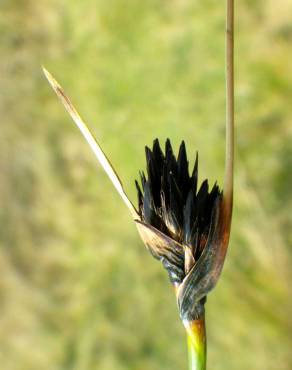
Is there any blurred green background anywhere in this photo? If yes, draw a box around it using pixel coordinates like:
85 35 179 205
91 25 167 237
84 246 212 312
1 0 292 369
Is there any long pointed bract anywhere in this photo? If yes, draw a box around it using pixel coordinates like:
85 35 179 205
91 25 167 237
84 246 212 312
43 67 138 218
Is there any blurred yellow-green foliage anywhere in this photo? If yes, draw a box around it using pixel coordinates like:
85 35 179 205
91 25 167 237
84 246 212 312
1 1 292 369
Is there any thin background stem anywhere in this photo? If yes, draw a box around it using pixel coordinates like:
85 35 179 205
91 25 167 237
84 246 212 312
186 1 234 369
224 0 234 217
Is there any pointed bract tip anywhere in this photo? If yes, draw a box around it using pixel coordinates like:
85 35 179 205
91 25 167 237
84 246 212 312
42 67 63 94
42 66 53 85
42 65 49 78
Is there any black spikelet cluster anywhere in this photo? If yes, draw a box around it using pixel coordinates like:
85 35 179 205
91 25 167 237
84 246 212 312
135 139 222 261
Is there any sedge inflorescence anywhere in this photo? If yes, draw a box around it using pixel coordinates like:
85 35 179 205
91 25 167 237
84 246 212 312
135 139 223 321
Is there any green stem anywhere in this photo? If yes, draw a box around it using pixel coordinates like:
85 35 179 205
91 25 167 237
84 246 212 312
185 315 206 370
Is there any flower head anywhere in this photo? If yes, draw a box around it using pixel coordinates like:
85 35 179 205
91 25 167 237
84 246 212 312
135 138 221 280
135 139 228 321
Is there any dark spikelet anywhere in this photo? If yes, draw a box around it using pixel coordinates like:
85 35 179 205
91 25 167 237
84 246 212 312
142 180 155 225
135 180 143 214
139 171 146 190
190 152 199 194
177 141 190 199
152 139 164 172
165 139 177 178
136 138 222 281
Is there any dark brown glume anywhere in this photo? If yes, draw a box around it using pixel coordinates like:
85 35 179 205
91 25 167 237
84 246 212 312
135 139 222 262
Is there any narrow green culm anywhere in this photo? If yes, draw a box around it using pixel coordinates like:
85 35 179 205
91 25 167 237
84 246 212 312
185 316 207 370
